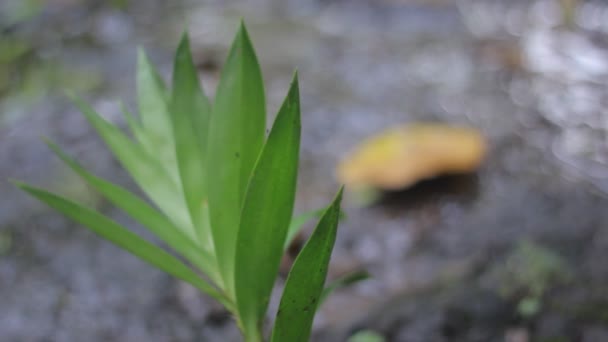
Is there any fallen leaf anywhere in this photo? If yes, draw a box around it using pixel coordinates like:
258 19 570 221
337 123 486 190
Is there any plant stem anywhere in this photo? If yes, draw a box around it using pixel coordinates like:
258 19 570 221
244 331 263 342
236 316 263 342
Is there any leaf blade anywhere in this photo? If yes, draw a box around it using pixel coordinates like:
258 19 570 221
136 49 178 181
13 182 232 309
234 74 301 338
271 187 344 342
284 208 325 251
285 207 347 251
44 140 220 283
122 103 147 145
170 33 214 251
207 22 266 295
71 96 195 240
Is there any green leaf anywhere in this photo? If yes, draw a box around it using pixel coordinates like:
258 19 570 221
285 208 348 251
234 74 300 339
44 140 220 284
285 208 325 251
207 21 266 295
121 103 155 154
271 187 344 342
348 331 386 342
136 49 179 182
13 182 232 310
170 33 214 251
319 270 370 306
71 96 195 240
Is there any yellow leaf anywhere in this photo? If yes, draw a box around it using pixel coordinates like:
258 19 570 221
337 123 487 190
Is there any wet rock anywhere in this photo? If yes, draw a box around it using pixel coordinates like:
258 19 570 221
441 289 515 340
175 281 213 322
93 10 133 46
534 313 577 342
582 325 608 342
317 282 515 342
504 327 529 342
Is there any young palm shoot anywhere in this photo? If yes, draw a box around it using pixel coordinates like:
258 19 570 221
15 22 348 342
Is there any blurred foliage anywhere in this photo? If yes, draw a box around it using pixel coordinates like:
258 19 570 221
560 0 578 29
0 0 43 27
110 0 129 10
0 230 12 256
0 38 31 64
502 241 571 298
0 1 103 124
348 330 386 342
490 240 572 318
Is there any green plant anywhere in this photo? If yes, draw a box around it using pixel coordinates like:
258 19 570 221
490 240 571 318
14 22 345 342
348 330 386 342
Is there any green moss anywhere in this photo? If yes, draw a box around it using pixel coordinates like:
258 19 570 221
485 240 572 318
1 0 43 27
0 230 12 256
0 38 31 64
0 53 102 108
348 331 385 342
498 240 571 298
571 300 608 324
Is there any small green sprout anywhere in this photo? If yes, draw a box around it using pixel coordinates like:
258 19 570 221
14 22 346 342
348 330 386 342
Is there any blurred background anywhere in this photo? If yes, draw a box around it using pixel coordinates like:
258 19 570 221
2 0 608 341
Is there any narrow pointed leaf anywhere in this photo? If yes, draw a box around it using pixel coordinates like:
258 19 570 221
234 75 300 338
137 51 174 141
348 331 386 342
285 208 347 251
170 33 213 251
207 22 266 295
137 49 178 182
271 187 344 342
71 96 195 240
284 208 325 251
122 104 155 155
45 140 220 283
13 182 232 310
137 48 169 103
